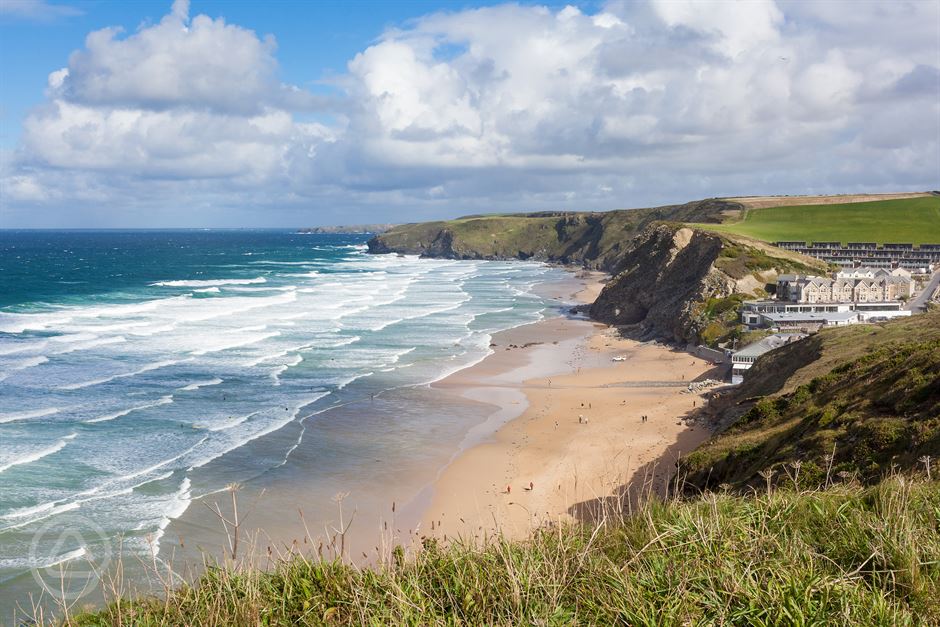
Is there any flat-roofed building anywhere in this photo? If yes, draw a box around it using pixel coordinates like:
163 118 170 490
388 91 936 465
731 333 806 384
760 311 859 332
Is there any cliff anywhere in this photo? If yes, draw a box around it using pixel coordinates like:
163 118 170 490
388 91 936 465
368 199 826 344
683 311 940 491
367 199 736 271
588 224 827 344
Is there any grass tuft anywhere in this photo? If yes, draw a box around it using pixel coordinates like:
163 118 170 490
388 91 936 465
55 476 940 626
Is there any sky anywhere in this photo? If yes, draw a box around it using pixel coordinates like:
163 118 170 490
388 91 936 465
0 0 938 228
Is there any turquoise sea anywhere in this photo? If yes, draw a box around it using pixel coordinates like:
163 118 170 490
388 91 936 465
0 230 569 615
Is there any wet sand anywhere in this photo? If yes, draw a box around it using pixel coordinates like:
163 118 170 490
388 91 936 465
420 278 714 542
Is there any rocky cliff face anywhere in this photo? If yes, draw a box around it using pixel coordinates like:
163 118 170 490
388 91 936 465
588 224 827 343
588 226 733 343
366 199 736 271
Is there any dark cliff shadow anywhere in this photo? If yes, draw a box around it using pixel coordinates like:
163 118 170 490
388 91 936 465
566 406 709 524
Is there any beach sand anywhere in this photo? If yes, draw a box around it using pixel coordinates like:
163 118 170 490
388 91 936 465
419 276 715 542
162 270 716 572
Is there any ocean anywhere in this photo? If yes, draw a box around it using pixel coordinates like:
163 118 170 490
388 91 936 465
0 230 570 614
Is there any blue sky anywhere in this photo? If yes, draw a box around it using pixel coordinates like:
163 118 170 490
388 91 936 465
0 0 937 228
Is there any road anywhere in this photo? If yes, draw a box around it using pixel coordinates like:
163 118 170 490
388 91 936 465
908 269 940 312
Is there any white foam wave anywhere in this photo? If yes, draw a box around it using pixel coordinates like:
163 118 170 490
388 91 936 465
269 353 304 385
151 277 267 288
194 287 221 293
190 331 280 356
0 433 74 474
205 411 257 431
188 394 328 469
179 378 224 391
0 545 87 571
0 355 48 380
150 477 192 557
224 285 296 293
0 407 60 424
0 340 48 355
54 335 126 354
60 358 191 390
247 260 319 266
85 395 174 423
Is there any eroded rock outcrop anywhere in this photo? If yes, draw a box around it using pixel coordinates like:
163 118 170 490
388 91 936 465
589 225 734 343
588 224 827 343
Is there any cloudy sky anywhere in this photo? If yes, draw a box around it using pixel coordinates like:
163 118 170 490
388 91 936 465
0 0 937 227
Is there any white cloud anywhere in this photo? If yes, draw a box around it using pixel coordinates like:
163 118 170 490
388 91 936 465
55 1 280 114
1 0 938 227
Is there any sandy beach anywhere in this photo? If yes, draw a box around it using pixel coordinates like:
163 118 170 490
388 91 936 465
158 270 716 573
420 274 715 542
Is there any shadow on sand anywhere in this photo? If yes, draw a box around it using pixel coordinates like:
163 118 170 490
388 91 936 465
565 404 710 524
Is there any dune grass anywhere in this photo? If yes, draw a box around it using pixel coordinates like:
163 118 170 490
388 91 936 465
690 196 940 245
52 475 940 626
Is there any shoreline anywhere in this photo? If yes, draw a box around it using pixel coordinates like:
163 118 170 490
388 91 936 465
416 273 715 542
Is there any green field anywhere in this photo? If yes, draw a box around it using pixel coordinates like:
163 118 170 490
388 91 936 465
691 196 940 244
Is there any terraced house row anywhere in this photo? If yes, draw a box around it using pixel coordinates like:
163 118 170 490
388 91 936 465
776 268 914 304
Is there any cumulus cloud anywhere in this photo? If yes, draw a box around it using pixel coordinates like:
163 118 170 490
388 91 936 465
1 0 938 226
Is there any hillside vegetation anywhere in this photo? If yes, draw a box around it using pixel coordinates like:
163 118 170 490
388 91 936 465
684 312 940 491
691 196 940 244
368 199 734 271
66 477 940 626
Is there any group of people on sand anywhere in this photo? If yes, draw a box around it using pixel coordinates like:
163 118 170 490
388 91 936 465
641 414 649 423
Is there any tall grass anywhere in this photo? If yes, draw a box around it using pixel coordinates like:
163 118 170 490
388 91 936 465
47 475 940 626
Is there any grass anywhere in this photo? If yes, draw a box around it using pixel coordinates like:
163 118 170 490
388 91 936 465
690 196 940 245
51 477 940 626
684 312 940 492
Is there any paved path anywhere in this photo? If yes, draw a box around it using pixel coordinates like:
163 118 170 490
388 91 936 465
908 270 940 312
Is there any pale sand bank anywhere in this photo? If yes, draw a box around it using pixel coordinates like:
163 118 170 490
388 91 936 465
419 277 716 542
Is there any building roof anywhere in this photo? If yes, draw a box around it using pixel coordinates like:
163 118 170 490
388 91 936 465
733 333 806 360
762 311 858 324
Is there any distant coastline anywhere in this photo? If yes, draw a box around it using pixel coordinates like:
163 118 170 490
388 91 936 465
298 224 397 235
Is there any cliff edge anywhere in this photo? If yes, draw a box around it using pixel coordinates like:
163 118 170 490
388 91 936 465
367 199 736 272
368 199 826 344
588 224 827 344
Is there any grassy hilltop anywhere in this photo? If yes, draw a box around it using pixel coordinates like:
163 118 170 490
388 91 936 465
691 196 940 244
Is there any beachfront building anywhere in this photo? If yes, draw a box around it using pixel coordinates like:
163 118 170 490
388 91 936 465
760 311 859 332
731 333 807 384
741 299 910 327
776 274 913 304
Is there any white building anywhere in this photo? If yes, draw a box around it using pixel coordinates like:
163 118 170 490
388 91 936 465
760 311 860 331
731 333 807 384
836 266 912 280
739 300 908 328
